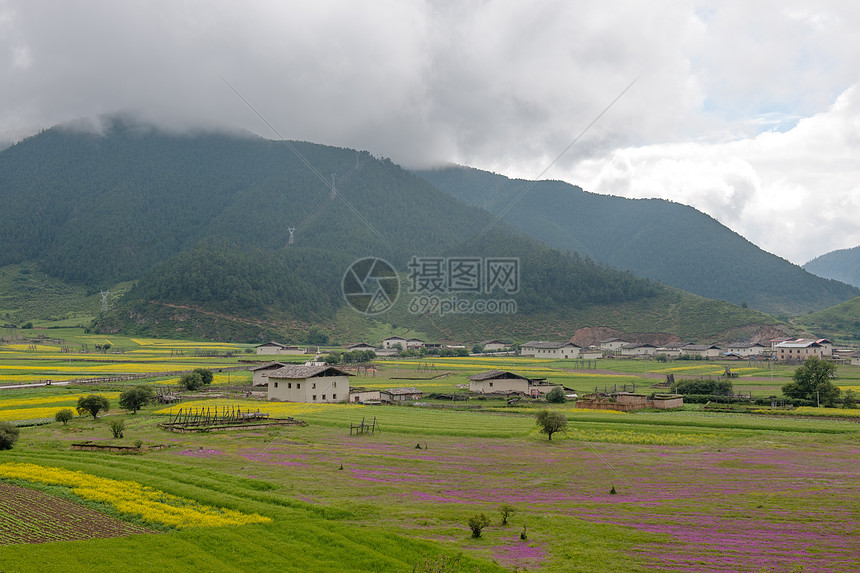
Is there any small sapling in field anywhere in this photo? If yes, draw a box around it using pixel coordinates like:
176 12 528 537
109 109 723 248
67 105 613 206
467 513 490 538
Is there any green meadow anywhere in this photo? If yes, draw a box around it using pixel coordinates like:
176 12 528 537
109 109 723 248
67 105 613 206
1 336 859 572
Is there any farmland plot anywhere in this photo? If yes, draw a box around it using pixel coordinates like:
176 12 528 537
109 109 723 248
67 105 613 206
0 483 155 545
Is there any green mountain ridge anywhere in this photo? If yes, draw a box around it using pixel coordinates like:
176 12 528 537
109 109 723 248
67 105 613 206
0 118 784 343
803 245 860 289
415 165 860 316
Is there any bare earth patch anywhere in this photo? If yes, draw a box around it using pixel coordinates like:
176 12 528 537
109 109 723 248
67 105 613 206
0 483 156 545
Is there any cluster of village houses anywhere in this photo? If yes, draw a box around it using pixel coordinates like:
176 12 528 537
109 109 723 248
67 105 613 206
249 335 858 409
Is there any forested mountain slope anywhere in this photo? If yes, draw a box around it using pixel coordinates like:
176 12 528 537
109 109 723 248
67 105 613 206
804 245 860 289
0 117 781 342
416 166 859 316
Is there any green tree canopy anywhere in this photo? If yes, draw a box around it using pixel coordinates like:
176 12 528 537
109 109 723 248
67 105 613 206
179 372 204 391
0 421 20 450
546 387 566 403
536 409 567 441
119 386 155 414
76 394 110 420
782 356 840 406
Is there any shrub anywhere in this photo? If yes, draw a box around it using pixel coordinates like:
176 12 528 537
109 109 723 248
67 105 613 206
109 419 124 439
55 408 75 425
0 421 20 450
76 394 110 419
499 504 515 526
179 372 204 391
193 368 214 385
672 379 733 396
545 387 566 403
467 513 490 538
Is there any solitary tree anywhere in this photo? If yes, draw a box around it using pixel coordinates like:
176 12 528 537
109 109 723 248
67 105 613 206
119 386 155 414
545 386 566 403
467 513 491 538
536 409 567 441
55 408 74 425
0 421 20 450
499 504 515 526
782 356 840 406
76 394 110 420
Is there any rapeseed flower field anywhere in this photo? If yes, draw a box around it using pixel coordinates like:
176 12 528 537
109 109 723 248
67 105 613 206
0 463 270 528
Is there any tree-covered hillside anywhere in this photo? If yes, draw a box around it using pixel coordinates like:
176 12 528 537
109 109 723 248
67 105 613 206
804 245 860 289
416 166 859 316
1 118 782 342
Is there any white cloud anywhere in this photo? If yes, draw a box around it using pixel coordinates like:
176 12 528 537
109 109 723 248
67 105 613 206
0 0 858 262
567 83 860 264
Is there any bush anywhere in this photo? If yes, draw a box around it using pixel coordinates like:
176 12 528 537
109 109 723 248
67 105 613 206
0 421 20 450
467 513 490 538
671 379 733 396
76 394 110 419
193 368 214 385
545 387 566 403
109 419 124 439
179 372 204 391
55 408 75 425
499 504 515 525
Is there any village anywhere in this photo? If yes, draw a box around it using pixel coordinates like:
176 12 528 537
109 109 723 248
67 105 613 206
249 335 860 412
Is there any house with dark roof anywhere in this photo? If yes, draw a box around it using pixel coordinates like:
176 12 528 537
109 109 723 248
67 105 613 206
256 342 304 355
723 342 767 357
599 338 629 352
249 361 287 386
620 342 657 356
468 370 557 396
267 364 352 403
520 341 580 359
679 344 722 359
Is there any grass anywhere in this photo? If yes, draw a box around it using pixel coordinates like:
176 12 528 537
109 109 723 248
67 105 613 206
1 335 859 572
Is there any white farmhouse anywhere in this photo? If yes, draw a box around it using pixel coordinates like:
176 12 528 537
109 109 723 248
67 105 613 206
267 364 351 403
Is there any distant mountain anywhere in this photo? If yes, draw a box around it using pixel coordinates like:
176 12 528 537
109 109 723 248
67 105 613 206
803 246 860 289
0 117 782 342
416 166 860 316
792 296 860 343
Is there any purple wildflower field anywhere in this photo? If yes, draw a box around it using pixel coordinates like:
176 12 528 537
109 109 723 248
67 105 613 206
213 426 857 572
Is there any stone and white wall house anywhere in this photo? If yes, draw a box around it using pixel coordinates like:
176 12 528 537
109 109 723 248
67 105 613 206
249 362 287 386
267 365 351 403
620 343 657 356
469 370 531 394
599 338 629 352
679 344 722 359
256 342 304 355
520 341 580 359
723 342 767 357
479 340 510 352
774 340 824 361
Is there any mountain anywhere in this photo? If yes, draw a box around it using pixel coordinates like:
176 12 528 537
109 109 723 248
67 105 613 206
0 117 782 343
415 166 860 316
803 246 860 289
792 296 860 343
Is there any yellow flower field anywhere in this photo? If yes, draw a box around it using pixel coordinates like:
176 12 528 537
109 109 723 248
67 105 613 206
558 427 718 445
0 463 270 528
0 392 120 409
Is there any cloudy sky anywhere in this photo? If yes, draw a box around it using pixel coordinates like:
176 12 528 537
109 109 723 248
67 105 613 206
1 1 858 264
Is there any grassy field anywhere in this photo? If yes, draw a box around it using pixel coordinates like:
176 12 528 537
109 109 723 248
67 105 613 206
1 337 859 572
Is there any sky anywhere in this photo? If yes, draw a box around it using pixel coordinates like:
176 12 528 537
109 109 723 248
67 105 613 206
1 0 858 265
